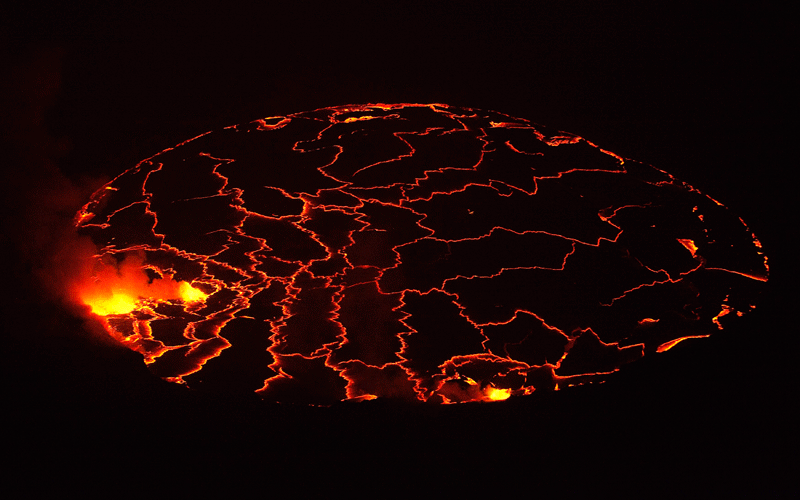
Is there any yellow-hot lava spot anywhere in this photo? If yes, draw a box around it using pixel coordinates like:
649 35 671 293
83 291 138 316
484 386 512 401
178 281 208 303
677 238 699 257
451 377 511 402
342 115 378 123
75 253 207 317
75 209 94 225
80 280 207 316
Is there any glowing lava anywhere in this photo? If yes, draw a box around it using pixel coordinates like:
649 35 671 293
75 252 208 316
71 103 768 404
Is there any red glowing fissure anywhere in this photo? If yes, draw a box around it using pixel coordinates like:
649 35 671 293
70 103 768 405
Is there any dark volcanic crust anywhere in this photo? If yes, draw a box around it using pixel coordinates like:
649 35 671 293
76 103 768 404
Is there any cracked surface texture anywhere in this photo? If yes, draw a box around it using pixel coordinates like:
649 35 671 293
74 103 768 404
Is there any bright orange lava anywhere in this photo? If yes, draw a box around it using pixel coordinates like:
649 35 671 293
75 253 208 316
71 103 768 405
484 386 512 401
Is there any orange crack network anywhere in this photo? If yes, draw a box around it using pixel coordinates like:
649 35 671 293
72 103 768 405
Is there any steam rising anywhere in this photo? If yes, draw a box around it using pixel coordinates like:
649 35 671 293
1 45 101 307
73 251 207 316
0 45 179 334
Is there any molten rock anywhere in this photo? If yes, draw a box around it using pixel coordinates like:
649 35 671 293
73 103 768 404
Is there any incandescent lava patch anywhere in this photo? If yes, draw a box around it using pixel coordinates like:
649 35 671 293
71 103 768 405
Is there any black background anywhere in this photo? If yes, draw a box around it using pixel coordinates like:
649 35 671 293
2 1 791 494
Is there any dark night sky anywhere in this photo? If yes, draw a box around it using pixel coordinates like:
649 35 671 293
2 1 791 493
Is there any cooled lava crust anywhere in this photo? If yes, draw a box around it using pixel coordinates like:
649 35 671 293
74 103 768 405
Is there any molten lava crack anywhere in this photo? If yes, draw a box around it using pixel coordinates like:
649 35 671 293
72 103 768 404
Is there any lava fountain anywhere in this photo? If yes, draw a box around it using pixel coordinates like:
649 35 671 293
70 103 768 405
